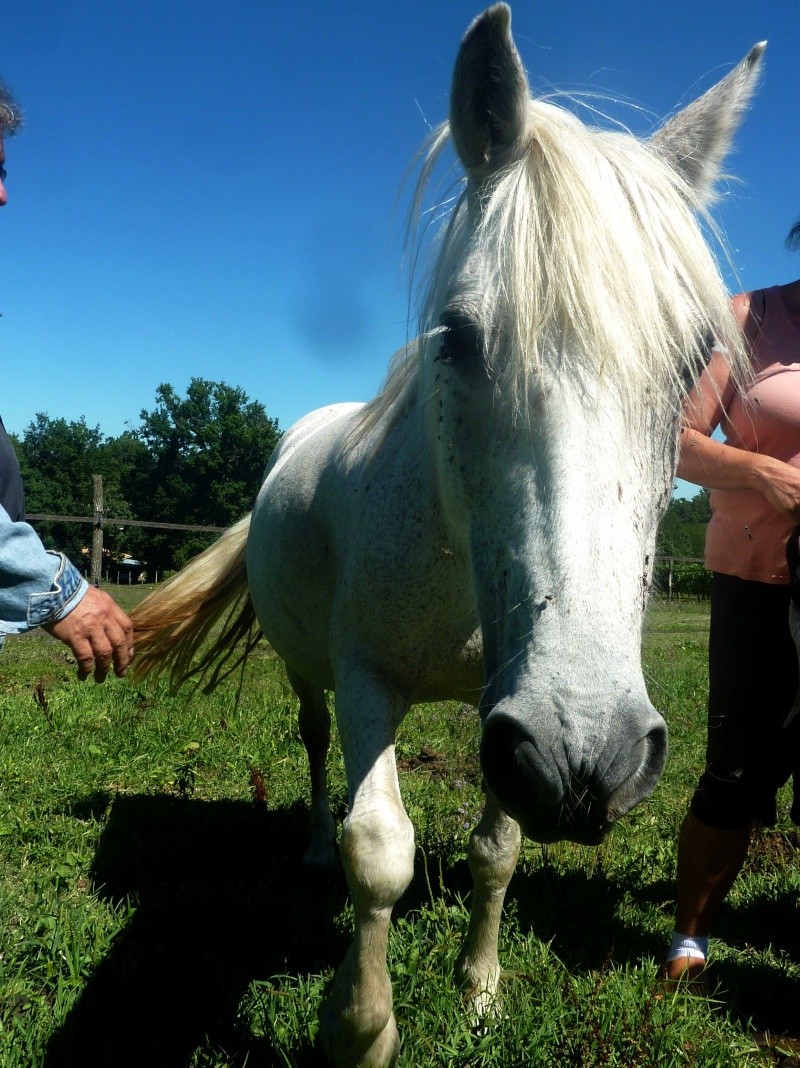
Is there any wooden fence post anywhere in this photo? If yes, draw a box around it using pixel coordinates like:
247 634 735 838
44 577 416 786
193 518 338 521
90 475 104 586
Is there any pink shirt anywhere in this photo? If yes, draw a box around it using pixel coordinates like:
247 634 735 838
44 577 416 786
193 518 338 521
705 286 800 584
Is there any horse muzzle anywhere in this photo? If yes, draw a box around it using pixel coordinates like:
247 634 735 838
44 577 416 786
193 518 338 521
478 696 668 844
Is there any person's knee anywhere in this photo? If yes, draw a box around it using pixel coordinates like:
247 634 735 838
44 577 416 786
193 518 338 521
690 769 776 829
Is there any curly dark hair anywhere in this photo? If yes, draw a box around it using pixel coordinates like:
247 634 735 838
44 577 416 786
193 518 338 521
0 79 23 136
787 218 800 252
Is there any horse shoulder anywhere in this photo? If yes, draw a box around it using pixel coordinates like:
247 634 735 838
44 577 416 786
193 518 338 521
247 403 365 687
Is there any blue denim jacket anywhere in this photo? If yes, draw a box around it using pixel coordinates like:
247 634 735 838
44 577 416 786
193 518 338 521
0 501 88 648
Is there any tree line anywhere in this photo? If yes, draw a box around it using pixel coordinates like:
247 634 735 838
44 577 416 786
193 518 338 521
653 490 713 599
12 378 281 576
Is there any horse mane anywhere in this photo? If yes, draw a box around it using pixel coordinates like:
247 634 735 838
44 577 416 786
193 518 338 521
354 95 747 445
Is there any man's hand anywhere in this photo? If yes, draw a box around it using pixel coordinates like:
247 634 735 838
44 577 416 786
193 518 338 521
44 585 135 681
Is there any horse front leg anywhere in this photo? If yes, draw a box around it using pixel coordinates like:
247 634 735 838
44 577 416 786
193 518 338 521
456 790 521 1014
318 666 414 1068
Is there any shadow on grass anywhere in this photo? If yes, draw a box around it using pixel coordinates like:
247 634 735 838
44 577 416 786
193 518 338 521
43 794 800 1066
714 890 800 1038
43 793 349 1068
401 843 800 1043
512 862 800 1039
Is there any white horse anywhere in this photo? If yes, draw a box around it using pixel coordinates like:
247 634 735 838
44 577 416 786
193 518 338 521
131 7 762 1066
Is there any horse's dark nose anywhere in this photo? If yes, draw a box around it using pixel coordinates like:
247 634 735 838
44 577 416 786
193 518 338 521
479 701 667 844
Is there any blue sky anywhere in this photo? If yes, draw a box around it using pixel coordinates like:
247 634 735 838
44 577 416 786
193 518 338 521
2 1 799 501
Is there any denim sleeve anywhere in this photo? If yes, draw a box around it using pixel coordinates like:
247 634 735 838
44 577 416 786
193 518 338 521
0 502 89 646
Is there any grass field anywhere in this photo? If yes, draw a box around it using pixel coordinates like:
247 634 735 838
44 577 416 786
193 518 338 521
1 590 798 1067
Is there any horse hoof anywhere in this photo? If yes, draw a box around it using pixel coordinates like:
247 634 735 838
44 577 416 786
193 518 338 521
318 1003 400 1068
302 841 339 869
456 958 502 1020
467 985 501 1021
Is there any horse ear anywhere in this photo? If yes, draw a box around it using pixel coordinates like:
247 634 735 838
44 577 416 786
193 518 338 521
450 3 530 178
651 42 766 203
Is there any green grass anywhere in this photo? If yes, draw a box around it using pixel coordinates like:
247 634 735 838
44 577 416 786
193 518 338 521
1 591 798 1066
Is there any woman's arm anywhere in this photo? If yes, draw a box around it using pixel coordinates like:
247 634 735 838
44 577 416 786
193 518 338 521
678 425 800 520
678 291 800 521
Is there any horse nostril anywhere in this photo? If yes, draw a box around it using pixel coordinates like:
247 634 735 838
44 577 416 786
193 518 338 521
607 720 668 820
480 715 566 822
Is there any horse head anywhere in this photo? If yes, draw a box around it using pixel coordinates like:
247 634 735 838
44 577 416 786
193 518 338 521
424 4 763 843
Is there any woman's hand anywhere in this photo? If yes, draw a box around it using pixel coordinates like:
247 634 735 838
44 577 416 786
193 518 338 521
750 454 800 521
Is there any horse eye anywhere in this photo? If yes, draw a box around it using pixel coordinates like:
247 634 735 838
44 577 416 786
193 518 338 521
438 311 483 371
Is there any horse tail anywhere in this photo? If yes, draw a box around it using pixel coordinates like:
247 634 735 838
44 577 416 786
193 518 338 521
130 514 261 693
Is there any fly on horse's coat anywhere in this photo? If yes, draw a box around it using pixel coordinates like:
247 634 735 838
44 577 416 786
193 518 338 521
131 7 763 1065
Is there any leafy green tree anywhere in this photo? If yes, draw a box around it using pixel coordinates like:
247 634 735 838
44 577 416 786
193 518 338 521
14 417 152 571
95 431 154 566
669 488 712 525
133 379 281 570
15 415 106 567
657 488 711 558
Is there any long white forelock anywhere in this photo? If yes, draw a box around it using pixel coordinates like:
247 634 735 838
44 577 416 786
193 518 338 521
434 100 745 412
353 92 749 448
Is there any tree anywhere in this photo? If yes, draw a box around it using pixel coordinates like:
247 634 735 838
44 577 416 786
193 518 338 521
133 379 281 570
15 415 106 566
657 489 711 559
669 488 712 525
14 417 152 570
95 431 154 566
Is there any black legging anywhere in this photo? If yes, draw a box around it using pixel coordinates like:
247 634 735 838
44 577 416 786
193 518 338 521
690 571 800 828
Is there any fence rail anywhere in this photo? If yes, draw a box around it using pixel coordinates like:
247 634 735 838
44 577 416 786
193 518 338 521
27 514 226 533
653 556 710 601
26 473 229 585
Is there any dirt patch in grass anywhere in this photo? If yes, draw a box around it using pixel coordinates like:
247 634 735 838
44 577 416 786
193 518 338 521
746 830 800 871
397 746 451 780
755 1032 800 1067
